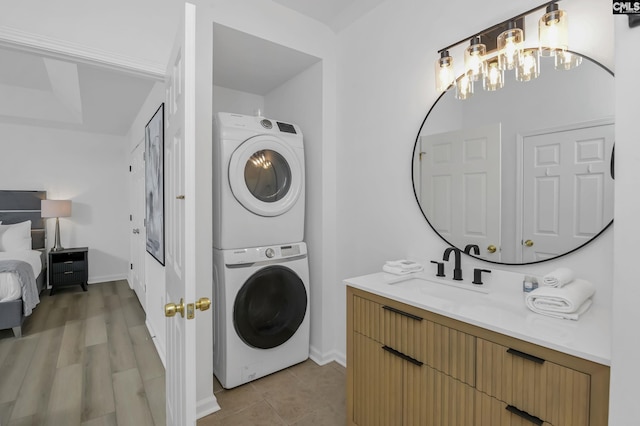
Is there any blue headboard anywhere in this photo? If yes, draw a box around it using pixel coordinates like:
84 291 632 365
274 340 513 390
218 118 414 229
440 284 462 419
0 190 47 250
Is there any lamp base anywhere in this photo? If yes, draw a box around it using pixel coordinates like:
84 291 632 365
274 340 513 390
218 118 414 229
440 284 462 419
52 217 65 252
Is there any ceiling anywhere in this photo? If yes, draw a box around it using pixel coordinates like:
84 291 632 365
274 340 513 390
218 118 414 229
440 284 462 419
0 0 385 136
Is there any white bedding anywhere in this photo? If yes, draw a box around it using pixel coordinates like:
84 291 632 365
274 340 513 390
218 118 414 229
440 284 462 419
0 250 42 302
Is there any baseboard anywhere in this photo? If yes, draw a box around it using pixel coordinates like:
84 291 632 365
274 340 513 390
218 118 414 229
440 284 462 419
309 346 346 367
146 319 166 368
197 395 221 420
88 273 128 284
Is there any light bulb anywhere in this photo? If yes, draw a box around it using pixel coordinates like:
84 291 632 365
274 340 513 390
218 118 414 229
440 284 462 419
464 37 487 82
434 51 454 92
497 24 523 71
539 3 568 57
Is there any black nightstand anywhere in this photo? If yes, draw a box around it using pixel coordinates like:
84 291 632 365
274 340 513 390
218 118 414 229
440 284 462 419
48 247 88 295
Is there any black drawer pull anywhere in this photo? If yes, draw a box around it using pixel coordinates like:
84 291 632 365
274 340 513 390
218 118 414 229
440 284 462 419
507 348 545 365
382 305 423 321
64 271 73 275
382 345 423 367
506 405 544 425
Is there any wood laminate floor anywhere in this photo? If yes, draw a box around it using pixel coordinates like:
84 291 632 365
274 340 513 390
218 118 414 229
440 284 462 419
0 281 165 426
0 281 347 426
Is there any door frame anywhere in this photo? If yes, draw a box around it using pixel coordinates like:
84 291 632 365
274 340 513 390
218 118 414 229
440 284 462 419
515 117 615 263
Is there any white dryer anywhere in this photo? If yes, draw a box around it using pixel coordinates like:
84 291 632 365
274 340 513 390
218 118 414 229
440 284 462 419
213 242 310 389
213 112 305 250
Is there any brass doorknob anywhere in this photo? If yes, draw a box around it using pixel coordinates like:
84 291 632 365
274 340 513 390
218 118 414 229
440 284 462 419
165 298 185 318
195 297 211 312
487 245 497 254
524 239 534 247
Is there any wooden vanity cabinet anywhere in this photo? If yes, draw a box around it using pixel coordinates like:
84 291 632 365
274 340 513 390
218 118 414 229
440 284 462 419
347 286 610 426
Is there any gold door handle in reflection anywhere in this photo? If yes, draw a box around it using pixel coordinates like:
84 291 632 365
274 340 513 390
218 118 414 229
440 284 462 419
195 297 211 312
165 298 185 318
524 240 534 247
487 245 497 254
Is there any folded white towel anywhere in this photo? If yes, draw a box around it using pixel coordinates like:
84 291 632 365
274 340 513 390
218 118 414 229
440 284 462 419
383 264 423 275
525 279 595 320
384 260 423 272
542 267 575 288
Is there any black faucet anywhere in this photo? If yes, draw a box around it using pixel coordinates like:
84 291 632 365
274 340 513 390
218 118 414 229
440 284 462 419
443 247 463 281
464 244 480 255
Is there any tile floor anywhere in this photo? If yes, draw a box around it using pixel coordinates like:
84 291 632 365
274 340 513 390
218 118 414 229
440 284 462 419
198 360 346 426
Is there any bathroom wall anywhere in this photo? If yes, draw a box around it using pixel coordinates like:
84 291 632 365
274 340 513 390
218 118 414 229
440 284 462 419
334 0 614 360
610 16 640 424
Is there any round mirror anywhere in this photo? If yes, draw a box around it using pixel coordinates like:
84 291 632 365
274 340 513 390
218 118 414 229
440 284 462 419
412 52 614 265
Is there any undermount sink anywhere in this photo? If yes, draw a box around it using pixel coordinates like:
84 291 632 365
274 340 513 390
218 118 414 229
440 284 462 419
386 273 490 295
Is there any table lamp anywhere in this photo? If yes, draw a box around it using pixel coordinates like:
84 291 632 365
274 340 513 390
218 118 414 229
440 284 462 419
41 200 72 251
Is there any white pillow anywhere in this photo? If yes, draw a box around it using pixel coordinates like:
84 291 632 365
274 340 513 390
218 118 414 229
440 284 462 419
0 221 32 251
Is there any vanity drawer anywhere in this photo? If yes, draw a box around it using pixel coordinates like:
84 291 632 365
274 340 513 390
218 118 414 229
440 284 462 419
476 338 590 426
476 391 553 426
352 295 382 341
381 303 475 386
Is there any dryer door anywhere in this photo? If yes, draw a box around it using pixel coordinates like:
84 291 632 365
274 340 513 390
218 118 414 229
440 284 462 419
229 135 303 217
233 265 307 349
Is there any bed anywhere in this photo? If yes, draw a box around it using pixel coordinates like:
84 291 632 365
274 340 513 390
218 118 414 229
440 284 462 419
0 190 47 338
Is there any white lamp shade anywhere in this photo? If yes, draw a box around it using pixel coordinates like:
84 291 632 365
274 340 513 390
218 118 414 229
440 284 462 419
41 200 72 218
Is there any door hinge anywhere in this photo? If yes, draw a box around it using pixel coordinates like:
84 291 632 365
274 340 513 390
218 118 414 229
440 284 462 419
130 214 133 221
130 263 133 270
143 218 146 227
129 165 132 172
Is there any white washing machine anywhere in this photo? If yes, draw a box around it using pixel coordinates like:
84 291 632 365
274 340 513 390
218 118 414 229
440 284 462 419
213 242 310 389
213 112 305 250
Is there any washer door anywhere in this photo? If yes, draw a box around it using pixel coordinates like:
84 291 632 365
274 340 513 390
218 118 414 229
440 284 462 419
233 265 307 349
229 135 303 217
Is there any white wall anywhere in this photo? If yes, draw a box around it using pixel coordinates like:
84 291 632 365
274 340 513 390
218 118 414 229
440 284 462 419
610 16 640 424
212 85 264 116
264 61 334 362
334 0 615 361
0 123 129 283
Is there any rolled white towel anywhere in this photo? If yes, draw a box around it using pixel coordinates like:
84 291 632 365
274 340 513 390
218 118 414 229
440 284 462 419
542 267 575 288
525 279 595 320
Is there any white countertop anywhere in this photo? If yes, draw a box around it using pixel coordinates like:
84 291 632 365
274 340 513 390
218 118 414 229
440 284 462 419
344 270 611 366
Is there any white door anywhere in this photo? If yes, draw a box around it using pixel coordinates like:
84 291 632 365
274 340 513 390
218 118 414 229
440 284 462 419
521 123 614 263
130 141 146 307
164 3 197 425
420 123 501 260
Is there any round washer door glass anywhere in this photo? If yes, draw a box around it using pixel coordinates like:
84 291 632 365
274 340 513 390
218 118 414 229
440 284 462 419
244 149 291 203
229 135 303 217
233 265 307 349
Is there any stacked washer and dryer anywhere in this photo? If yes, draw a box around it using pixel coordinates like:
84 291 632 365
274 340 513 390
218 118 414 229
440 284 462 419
212 112 310 389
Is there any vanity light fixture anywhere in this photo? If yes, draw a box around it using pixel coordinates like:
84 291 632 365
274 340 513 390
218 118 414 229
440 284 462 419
434 50 455 92
464 36 487 82
497 21 524 71
484 59 504 91
538 3 568 57
516 48 541 81
434 0 579 98
455 73 474 100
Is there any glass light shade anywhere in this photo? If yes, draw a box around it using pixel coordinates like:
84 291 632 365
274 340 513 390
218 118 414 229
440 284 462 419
555 50 582 70
538 4 568 57
435 51 455 92
464 37 487 82
483 60 504 91
497 27 524 71
455 74 474 100
516 49 540 82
